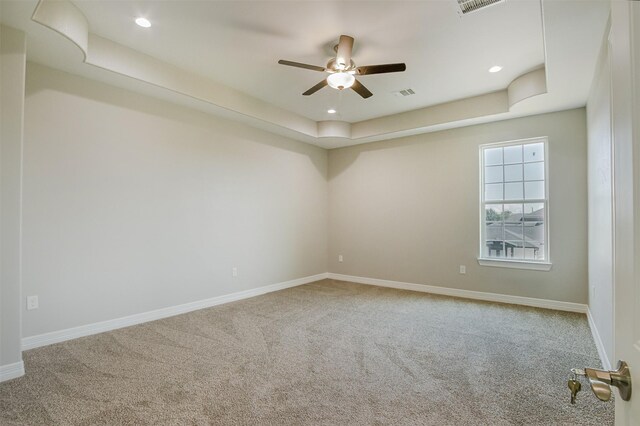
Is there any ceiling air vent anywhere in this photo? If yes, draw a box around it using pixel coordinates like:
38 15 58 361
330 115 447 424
393 89 416 97
456 0 505 15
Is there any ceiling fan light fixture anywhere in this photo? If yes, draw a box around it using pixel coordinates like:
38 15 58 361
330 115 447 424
327 72 355 90
278 34 406 98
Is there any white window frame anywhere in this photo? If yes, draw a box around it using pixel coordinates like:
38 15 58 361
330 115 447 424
478 137 552 271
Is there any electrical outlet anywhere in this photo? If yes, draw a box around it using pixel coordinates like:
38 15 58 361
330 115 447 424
27 295 39 310
232 267 238 277
459 265 466 274
338 254 343 263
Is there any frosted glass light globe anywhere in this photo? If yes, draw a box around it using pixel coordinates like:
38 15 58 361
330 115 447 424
327 72 355 90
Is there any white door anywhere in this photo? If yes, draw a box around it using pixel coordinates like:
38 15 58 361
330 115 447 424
610 1 640 424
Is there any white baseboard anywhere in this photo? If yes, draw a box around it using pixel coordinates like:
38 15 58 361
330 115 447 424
21 272 593 355
0 361 25 383
22 273 328 351
587 308 612 370
328 273 588 313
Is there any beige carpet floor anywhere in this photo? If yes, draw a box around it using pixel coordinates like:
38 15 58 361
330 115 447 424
1 279 614 425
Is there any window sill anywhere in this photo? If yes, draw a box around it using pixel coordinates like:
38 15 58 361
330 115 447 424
477 258 552 271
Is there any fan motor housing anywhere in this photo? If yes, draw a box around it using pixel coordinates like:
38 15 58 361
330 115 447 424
326 58 356 72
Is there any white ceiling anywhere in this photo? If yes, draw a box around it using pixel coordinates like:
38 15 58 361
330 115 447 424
71 0 545 123
1 0 610 148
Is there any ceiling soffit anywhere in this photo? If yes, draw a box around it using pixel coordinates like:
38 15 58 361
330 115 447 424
32 0 551 148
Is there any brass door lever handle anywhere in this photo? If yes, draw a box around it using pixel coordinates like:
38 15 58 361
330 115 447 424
570 360 632 402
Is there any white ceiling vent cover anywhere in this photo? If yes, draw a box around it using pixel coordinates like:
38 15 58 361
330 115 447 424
456 0 505 15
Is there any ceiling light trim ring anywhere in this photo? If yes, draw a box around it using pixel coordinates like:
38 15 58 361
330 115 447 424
135 17 151 28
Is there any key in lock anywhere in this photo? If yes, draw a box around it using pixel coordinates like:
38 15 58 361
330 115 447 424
568 377 582 404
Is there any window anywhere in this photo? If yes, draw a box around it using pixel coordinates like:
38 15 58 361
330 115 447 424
479 138 550 270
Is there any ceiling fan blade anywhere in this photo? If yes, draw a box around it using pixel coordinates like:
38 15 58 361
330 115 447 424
355 63 407 75
335 35 354 70
303 79 328 96
351 79 373 99
278 60 326 72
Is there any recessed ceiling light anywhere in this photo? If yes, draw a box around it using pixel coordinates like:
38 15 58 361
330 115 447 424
327 109 337 114
489 65 503 73
135 17 151 28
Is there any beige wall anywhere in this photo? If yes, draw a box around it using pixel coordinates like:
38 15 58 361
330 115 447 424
20 62 592 342
328 108 588 303
586 30 614 365
22 63 328 337
1 25 26 374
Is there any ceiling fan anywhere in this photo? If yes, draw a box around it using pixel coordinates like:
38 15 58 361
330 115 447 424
278 35 406 99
